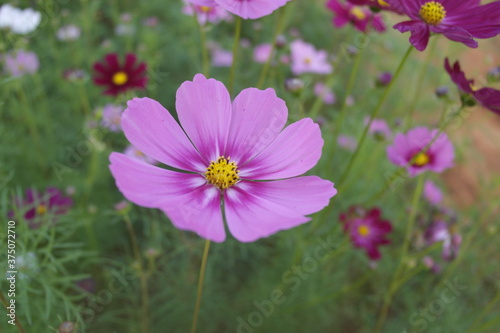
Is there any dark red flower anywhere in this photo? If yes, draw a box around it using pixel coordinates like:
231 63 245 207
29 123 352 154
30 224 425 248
444 58 500 115
93 53 147 96
340 206 392 260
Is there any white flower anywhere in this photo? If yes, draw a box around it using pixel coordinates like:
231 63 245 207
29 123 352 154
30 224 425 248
0 4 41 34
56 24 81 41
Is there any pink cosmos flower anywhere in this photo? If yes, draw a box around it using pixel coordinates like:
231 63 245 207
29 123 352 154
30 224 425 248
100 104 124 132
386 126 454 176
387 0 500 51
4 50 39 77
326 0 386 33
290 40 333 75
10 188 73 229
212 48 233 67
340 206 392 260
314 82 336 105
109 74 337 242
124 145 157 165
214 0 291 19
445 58 500 115
364 117 391 140
182 0 232 25
253 43 273 64
424 220 461 261
423 180 442 205
337 134 357 151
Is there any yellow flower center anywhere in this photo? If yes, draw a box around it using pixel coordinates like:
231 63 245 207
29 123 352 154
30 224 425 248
412 152 430 167
377 0 389 6
112 71 128 85
205 156 239 190
200 6 212 13
36 204 47 215
419 1 446 25
349 7 367 21
304 57 312 65
358 225 370 237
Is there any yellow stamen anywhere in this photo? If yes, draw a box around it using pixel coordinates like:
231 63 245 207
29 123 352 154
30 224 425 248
358 225 370 237
112 71 128 85
36 204 47 215
304 57 312 65
205 156 239 190
419 1 446 25
200 6 212 13
412 152 430 167
377 0 389 6
350 7 367 21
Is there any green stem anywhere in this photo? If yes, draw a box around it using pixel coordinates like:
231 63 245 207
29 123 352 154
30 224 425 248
325 46 364 165
404 37 437 129
190 239 211 333
78 83 91 116
373 175 424 333
124 214 150 333
0 288 27 333
336 45 413 191
256 7 286 89
228 17 242 96
194 14 210 77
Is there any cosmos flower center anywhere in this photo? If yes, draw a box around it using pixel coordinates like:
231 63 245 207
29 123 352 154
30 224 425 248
419 2 446 25
36 204 47 215
358 225 370 236
205 156 239 190
112 71 128 85
200 6 212 13
304 57 312 64
349 7 366 21
411 151 430 167
377 0 389 6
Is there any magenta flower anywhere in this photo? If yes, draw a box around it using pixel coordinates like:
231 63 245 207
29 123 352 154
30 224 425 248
212 48 233 67
424 220 461 261
100 104 124 132
423 180 443 205
387 0 500 51
364 117 391 140
445 58 500 115
337 134 357 151
4 50 39 77
387 126 454 176
109 74 336 242
340 206 392 260
93 53 147 96
327 0 386 33
214 0 291 19
290 40 333 75
10 188 73 229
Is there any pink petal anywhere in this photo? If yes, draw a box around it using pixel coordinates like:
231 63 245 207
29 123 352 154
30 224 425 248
121 97 206 172
224 184 309 242
225 87 287 165
234 176 336 216
160 185 226 242
109 153 206 208
176 74 232 162
240 118 323 180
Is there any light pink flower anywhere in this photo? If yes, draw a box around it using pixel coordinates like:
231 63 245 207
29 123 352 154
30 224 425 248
253 43 272 63
423 180 443 205
183 0 232 25
290 40 332 75
386 127 454 177
337 134 357 151
212 48 233 67
109 74 336 242
4 50 39 77
314 82 336 105
124 145 157 165
364 117 391 140
214 0 291 19
100 104 124 132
